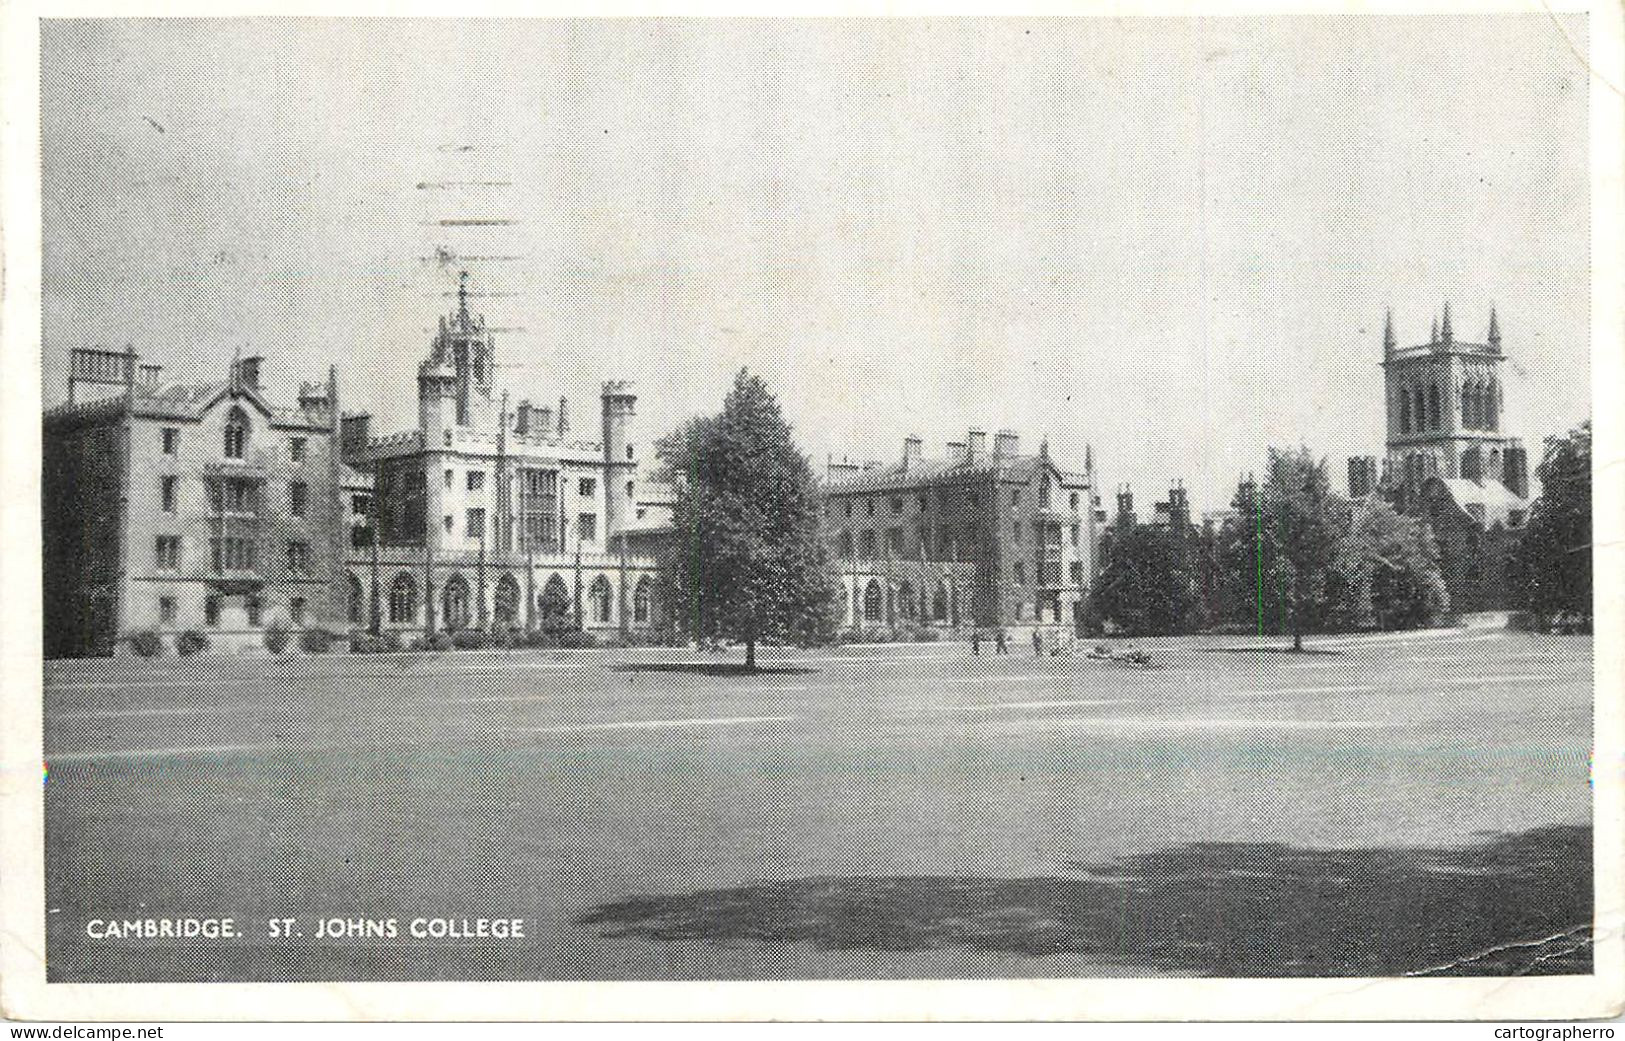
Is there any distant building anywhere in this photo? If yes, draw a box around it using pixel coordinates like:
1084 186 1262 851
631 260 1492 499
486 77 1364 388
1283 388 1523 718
1348 304 1531 613
44 349 349 656
821 432 1102 633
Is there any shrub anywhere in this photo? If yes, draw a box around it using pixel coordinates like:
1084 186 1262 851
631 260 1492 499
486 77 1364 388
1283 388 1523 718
175 630 209 657
299 628 337 654
352 630 404 653
556 628 598 649
428 632 454 652
126 629 163 657
451 630 489 650
264 621 292 654
492 628 521 650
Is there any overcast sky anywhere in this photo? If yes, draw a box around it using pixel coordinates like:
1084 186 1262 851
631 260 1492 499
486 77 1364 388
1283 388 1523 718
42 16 1590 511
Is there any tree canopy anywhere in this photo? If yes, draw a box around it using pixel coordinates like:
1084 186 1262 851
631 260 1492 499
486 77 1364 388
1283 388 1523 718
1512 421 1591 625
655 370 837 668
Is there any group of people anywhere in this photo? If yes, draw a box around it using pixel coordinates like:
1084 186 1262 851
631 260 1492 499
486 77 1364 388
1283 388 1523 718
970 629 1064 656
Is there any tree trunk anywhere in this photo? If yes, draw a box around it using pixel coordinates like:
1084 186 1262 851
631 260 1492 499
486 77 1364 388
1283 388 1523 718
745 637 757 672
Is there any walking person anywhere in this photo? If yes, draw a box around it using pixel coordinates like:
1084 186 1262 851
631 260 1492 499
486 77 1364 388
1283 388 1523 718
1032 629 1043 657
971 629 981 656
994 629 1007 654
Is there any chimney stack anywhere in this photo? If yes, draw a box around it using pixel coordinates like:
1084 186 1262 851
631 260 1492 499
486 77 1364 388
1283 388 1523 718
946 441 968 464
994 430 1020 460
515 400 531 435
966 429 987 465
138 363 162 389
557 397 569 437
340 412 371 458
238 355 263 390
902 436 923 469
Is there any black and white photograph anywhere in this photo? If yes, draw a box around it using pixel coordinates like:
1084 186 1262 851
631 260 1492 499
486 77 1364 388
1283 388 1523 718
2 4 1620 1022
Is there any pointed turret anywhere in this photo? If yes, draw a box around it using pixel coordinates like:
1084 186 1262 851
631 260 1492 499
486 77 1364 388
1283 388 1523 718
1440 301 1453 345
1430 317 1439 344
1487 305 1501 352
1383 308 1396 359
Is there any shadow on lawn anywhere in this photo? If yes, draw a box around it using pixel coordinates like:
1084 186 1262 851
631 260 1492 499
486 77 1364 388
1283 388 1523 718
1194 646 1345 656
613 662 818 676
580 825 1592 976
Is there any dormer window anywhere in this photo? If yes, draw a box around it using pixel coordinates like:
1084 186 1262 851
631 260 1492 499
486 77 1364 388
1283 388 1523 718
224 407 249 459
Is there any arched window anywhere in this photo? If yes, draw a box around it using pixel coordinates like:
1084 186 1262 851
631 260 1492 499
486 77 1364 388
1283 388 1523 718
540 574 571 626
897 580 916 621
493 574 520 628
441 574 470 631
1400 391 1412 434
633 577 652 624
1486 378 1499 430
838 530 854 559
1413 386 1426 432
933 582 949 622
1461 381 1474 428
1428 383 1442 430
389 573 416 624
348 573 365 625
589 575 613 624
863 580 884 623
224 407 249 459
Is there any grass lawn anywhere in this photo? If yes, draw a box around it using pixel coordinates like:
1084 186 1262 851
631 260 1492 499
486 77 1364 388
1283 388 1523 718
43 630 1593 980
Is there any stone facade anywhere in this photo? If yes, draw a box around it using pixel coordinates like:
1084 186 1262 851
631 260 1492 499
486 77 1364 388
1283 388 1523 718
44 350 347 656
822 432 1101 635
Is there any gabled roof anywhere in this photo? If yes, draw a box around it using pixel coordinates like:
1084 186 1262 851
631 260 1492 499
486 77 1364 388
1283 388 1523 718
1424 476 1530 529
119 379 334 430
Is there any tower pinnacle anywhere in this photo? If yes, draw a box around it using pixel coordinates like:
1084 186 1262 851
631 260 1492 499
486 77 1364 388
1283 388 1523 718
1440 301 1453 345
457 270 470 320
1487 305 1501 350
1383 308 1396 358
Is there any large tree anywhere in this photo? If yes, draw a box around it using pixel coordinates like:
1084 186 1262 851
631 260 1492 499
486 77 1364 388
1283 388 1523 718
1512 420 1592 627
656 370 837 669
1256 447 1340 650
1329 497 1449 632
1091 523 1208 635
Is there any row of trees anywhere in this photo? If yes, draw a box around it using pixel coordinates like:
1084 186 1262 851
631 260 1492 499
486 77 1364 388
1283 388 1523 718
1092 421 1594 643
1091 448 1449 648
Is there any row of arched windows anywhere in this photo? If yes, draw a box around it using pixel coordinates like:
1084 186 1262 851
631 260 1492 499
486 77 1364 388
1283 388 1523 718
353 571 653 629
851 577 958 624
1397 383 1443 435
1397 377 1500 435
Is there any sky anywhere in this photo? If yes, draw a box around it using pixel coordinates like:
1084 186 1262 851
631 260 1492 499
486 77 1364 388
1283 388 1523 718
41 16 1591 513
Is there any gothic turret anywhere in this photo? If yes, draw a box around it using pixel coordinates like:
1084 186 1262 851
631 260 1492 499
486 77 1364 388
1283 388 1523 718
1487 305 1501 352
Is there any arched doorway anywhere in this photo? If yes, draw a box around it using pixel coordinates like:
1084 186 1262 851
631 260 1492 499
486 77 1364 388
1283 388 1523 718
863 579 883 623
539 574 571 628
633 577 652 625
493 574 520 629
589 575 613 625
389 573 417 624
441 574 471 631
